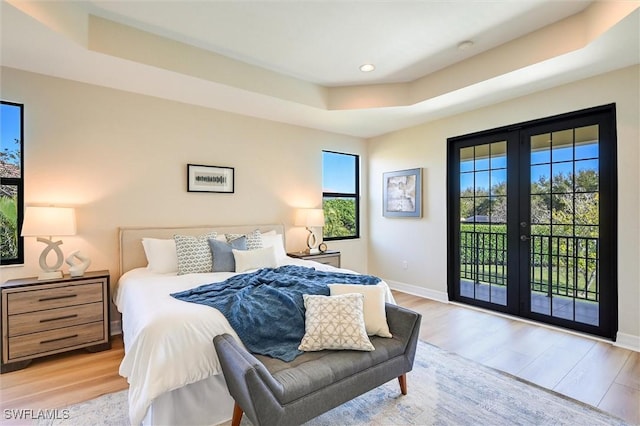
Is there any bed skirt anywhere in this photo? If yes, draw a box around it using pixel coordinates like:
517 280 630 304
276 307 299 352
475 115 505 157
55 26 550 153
141 374 234 426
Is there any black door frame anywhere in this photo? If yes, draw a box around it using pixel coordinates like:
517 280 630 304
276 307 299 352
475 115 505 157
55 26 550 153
447 104 618 339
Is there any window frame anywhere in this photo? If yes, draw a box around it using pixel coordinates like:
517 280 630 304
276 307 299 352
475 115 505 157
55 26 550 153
322 150 360 241
1 100 25 265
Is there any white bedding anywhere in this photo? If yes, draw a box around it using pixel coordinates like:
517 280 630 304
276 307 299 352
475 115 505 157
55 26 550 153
115 257 395 425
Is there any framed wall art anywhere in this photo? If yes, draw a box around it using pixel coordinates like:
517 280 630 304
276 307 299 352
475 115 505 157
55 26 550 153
187 164 234 193
383 168 422 218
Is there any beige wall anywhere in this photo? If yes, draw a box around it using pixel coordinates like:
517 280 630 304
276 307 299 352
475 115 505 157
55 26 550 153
368 65 640 348
0 67 369 285
1 65 638 348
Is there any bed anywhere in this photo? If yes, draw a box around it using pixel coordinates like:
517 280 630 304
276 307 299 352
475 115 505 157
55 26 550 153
115 224 395 426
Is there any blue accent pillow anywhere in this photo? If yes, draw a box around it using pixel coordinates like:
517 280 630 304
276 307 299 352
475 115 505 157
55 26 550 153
209 236 247 272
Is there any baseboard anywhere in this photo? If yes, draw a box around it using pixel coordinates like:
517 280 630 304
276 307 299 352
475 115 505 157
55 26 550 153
384 279 449 303
615 332 640 352
111 319 122 336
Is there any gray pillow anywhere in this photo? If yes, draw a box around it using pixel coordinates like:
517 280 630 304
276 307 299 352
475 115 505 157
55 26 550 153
209 236 247 272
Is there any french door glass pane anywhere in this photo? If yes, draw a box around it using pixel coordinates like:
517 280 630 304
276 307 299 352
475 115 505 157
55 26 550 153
529 125 600 326
459 141 507 306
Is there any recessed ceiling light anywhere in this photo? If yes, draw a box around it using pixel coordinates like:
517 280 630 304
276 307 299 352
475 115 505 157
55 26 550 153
457 40 474 51
359 64 375 73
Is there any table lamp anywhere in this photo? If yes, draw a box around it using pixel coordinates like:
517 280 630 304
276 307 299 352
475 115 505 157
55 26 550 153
21 206 76 280
295 208 325 254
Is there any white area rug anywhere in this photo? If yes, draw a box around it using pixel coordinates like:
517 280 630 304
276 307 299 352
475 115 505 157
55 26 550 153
35 341 628 425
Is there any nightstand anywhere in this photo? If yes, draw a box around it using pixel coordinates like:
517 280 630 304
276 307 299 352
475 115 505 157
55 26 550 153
1 270 111 373
288 250 341 268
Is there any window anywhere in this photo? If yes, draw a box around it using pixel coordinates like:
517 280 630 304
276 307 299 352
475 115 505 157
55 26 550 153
322 151 359 240
1 101 24 265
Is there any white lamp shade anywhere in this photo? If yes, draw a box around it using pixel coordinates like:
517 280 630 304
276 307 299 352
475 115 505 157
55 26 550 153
295 208 325 227
21 206 76 237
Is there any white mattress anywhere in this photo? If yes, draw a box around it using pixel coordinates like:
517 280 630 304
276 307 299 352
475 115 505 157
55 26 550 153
115 258 395 425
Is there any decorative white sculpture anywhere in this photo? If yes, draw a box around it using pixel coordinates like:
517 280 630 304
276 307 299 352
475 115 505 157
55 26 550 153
37 237 65 279
65 250 91 277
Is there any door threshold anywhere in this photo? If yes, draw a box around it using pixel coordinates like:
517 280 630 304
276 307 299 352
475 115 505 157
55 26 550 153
447 300 614 346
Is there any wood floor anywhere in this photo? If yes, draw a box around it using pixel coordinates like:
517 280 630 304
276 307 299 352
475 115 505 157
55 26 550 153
1 291 638 424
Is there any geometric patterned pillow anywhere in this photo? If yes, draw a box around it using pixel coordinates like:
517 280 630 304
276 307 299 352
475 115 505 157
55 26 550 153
298 293 374 352
174 231 217 275
225 229 263 250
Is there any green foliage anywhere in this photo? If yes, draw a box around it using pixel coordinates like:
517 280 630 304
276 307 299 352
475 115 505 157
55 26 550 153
0 195 18 259
459 223 506 265
459 167 600 300
323 197 356 238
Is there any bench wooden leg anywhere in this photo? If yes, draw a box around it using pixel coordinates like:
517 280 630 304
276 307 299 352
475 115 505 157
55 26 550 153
232 402 244 426
398 374 407 395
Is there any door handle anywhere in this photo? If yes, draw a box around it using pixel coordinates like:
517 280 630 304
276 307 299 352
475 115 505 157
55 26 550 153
520 235 531 241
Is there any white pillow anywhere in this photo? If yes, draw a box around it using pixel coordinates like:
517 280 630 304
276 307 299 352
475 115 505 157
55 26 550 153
298 293 374 352
261 233 287 260
233 245 277 272
328 284 392 338
141 238 178 274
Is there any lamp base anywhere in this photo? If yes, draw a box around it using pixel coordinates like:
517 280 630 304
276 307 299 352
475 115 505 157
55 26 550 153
38 270 63 280
309 248 321 255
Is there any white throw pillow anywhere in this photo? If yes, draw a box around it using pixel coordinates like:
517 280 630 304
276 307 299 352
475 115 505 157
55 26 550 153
233 245 277 272
261 233 287 260
141 238 178 274
298 293 374 352
328 284 392 338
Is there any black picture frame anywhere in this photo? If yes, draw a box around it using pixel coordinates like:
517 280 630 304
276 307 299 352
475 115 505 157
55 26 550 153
187 164 234 193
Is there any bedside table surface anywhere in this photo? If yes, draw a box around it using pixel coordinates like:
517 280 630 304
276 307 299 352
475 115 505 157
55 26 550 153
287 250 340 258
1 270 110 289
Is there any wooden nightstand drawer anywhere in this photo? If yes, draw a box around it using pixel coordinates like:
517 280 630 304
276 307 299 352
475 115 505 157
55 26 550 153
8 302 104 337
7 282 103 315
287 250 341 268
313 256 340 268
8 322 105 360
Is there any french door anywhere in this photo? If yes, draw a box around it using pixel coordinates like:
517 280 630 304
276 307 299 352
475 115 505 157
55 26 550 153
447 105 617 339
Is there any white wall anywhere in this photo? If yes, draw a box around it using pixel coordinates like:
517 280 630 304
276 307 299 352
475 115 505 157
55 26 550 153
0 67 369 285
368 65 640 349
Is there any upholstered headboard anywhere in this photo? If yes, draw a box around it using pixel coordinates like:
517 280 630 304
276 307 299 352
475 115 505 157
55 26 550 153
118 224 285 275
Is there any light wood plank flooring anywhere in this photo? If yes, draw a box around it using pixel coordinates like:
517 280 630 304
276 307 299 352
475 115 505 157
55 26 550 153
1 291 638 424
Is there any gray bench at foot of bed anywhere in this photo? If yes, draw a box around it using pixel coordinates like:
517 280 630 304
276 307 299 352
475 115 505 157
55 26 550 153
213 303 422 426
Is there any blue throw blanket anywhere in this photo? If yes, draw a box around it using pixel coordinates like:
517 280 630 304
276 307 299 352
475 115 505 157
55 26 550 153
171 265 381 361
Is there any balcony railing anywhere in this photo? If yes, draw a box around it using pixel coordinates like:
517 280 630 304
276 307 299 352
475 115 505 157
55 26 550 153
460 230 599 301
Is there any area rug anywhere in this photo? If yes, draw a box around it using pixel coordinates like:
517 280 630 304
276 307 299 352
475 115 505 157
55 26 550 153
36 341 628 426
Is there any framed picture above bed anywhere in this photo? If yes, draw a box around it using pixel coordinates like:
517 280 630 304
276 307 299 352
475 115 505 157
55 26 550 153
383 168 422 218
187 164 234 193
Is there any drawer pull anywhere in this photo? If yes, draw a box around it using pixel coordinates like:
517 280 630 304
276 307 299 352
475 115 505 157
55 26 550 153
40 334 78 345
40 314 78 323
39 294 77 302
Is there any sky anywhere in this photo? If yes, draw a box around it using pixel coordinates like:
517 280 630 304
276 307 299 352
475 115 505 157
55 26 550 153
323 151 356 193
460 142 598 193
1 103 22 167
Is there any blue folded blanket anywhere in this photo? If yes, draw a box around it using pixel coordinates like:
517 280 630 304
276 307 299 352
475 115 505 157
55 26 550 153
171 265 381 361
